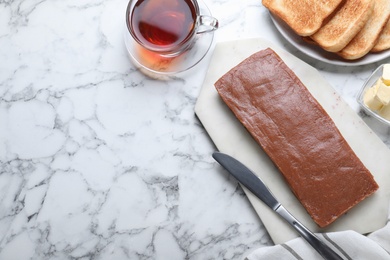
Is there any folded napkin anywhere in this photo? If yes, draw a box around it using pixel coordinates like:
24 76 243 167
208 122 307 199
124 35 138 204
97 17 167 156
246 216 390 260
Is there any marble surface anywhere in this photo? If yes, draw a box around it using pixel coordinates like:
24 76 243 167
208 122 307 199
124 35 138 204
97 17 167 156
0 0 389 259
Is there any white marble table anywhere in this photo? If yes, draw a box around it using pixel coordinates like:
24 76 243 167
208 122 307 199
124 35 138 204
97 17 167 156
0 0 389 259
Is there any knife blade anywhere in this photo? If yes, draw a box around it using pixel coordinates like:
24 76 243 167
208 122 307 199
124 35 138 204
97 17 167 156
212 152 343 260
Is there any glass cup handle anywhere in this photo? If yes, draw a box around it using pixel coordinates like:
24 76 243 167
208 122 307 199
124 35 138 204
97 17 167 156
197 15 219 34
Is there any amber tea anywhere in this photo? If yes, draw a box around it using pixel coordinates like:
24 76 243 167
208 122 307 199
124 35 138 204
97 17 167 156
129 0 197 54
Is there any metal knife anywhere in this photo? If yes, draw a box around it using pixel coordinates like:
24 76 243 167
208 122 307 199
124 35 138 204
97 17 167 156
212 152 343 260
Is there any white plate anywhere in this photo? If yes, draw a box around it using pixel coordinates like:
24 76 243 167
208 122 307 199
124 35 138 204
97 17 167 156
270 13 390 66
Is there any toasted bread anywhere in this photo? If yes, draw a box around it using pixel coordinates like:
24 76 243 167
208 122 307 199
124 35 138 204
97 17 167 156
372 18 390 52
310 0 374 52
262 0 345 36
338 0 390 59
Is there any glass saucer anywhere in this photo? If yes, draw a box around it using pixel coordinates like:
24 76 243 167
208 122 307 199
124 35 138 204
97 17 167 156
123 0 215 76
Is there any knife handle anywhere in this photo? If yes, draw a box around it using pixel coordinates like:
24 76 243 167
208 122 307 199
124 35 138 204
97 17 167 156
276 206 344 260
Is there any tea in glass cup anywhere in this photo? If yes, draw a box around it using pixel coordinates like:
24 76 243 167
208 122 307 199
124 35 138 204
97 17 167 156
126 0 218 57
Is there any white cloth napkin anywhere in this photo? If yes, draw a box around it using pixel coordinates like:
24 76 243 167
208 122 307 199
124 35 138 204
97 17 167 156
246 217 390 260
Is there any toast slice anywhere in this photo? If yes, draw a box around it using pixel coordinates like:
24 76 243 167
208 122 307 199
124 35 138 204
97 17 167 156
310 0 374 52
262 0 345 36
372 18 390 52
338 0 390 59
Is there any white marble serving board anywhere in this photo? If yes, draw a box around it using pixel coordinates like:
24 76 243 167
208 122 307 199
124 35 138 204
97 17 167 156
195 38 390 244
